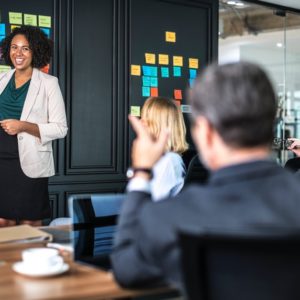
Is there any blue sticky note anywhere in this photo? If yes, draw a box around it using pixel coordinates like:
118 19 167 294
0 24 5 36
142 66 152 76
150 77 158 87
142 86 150 97
41 28 50 38
0 35 5 43
161 67 169 78
173 66 181 77
189 69 197 79
189 78 195 87
150 66 157 77
142 76 151 86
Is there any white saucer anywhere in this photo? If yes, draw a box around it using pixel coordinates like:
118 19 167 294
12 261 69 277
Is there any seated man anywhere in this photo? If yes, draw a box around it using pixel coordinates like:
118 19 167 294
111 62 300 289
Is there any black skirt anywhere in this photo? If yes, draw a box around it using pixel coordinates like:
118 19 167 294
0 127 50 220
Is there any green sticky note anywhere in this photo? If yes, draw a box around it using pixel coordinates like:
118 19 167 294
173 66 181 77
130 106 141 117
142 76 151 87
9 12 22 25
39 15 51 28
150 77 158 87
161 67 169 78
0 65 11 73
142 87 150 97
24 14 37 26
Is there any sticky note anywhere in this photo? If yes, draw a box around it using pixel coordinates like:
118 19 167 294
39 15 51 28
9 12 22 25
24 14 37 26
173 67 181 77
0 35 5 43
41 28 50 38
159 54 169 65
181 105 192 113
0 24 5 35
173 56 183 67
131 65 141 76
130 106 141 117
174 89 182 100
189 78 195 87
161 67 169 78
40 64 50 74
142 66 151 76
150 67 158 77
189 69 197 79
189 58 199 69
11 25 20 32
150 87 158 97
145 53 156 64
166 31 176 42
142 76 151 86
150 77 158 87
142 87 150 97
0 65 11 73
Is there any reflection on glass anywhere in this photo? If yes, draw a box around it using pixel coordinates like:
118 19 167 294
219 0 300 165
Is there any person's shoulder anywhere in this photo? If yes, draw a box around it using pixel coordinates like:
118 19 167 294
35 68 58 83
0 69 14 80
162 152 183 164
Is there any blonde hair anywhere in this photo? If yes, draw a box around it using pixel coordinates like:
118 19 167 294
141 97 188 154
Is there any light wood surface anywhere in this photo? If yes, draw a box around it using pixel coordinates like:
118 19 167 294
0 241 174 300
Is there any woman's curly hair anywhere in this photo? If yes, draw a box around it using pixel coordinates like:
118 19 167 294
1 25 53 68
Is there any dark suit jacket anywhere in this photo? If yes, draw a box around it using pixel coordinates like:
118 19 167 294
111 160 300 289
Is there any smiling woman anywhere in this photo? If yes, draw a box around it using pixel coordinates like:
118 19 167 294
0 26 68 227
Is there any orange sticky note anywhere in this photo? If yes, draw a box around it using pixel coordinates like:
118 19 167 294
131 65 141 76
174 89 182 100
158 54 169 65
173 56 183 67
145 53 156 64
150 87 158 97
166 31 176 42
189 58 199 69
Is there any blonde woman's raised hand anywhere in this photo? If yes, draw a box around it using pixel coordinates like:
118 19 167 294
129 115 169 169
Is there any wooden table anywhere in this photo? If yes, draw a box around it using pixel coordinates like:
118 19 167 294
0 241 176 300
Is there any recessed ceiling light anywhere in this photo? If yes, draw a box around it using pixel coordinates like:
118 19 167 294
236 2 244 6
227 1 236 5
277 42 283 47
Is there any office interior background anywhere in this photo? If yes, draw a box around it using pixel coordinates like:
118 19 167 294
0 0 299 221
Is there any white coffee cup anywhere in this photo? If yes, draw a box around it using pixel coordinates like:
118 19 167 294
22 248 63 271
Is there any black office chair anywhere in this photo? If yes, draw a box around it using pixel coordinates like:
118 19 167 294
179 230 300 300
184 154 209 185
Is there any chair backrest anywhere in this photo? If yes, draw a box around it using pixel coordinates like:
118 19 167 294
179 231 300 300
69 193 125 270
184 154 209 185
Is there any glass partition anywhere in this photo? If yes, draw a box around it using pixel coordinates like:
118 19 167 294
219 1 300 165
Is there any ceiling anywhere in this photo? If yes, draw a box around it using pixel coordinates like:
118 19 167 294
258 0 300 10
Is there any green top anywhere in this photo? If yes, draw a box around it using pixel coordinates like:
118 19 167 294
0 74 31 120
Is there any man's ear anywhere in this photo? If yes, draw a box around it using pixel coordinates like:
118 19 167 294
193 116 214 147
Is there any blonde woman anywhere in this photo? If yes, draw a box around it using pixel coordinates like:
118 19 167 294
134 96 188 201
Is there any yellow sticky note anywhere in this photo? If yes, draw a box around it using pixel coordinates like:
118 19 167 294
165 31 176 43
0 65 11 73
24 14 37 26
131 65 141 76
189 58 199 69
145 53 156 64
9 12 23 25
173 56 183 67
39 15 51 28
130 106 141 117
11 25 21 32
159 54 169 65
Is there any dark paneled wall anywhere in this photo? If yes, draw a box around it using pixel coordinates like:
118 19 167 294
48 0 218 219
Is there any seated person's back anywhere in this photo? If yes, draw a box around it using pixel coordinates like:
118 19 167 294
111 62 300 290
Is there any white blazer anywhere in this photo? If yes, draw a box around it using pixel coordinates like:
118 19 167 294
0 68 68 178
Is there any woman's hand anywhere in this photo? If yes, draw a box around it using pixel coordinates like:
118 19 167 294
129 115 169 170
0 119 23 135
288 138 300 157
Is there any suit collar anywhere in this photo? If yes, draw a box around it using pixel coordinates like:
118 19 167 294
20 68 41 120
0 69 15 94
